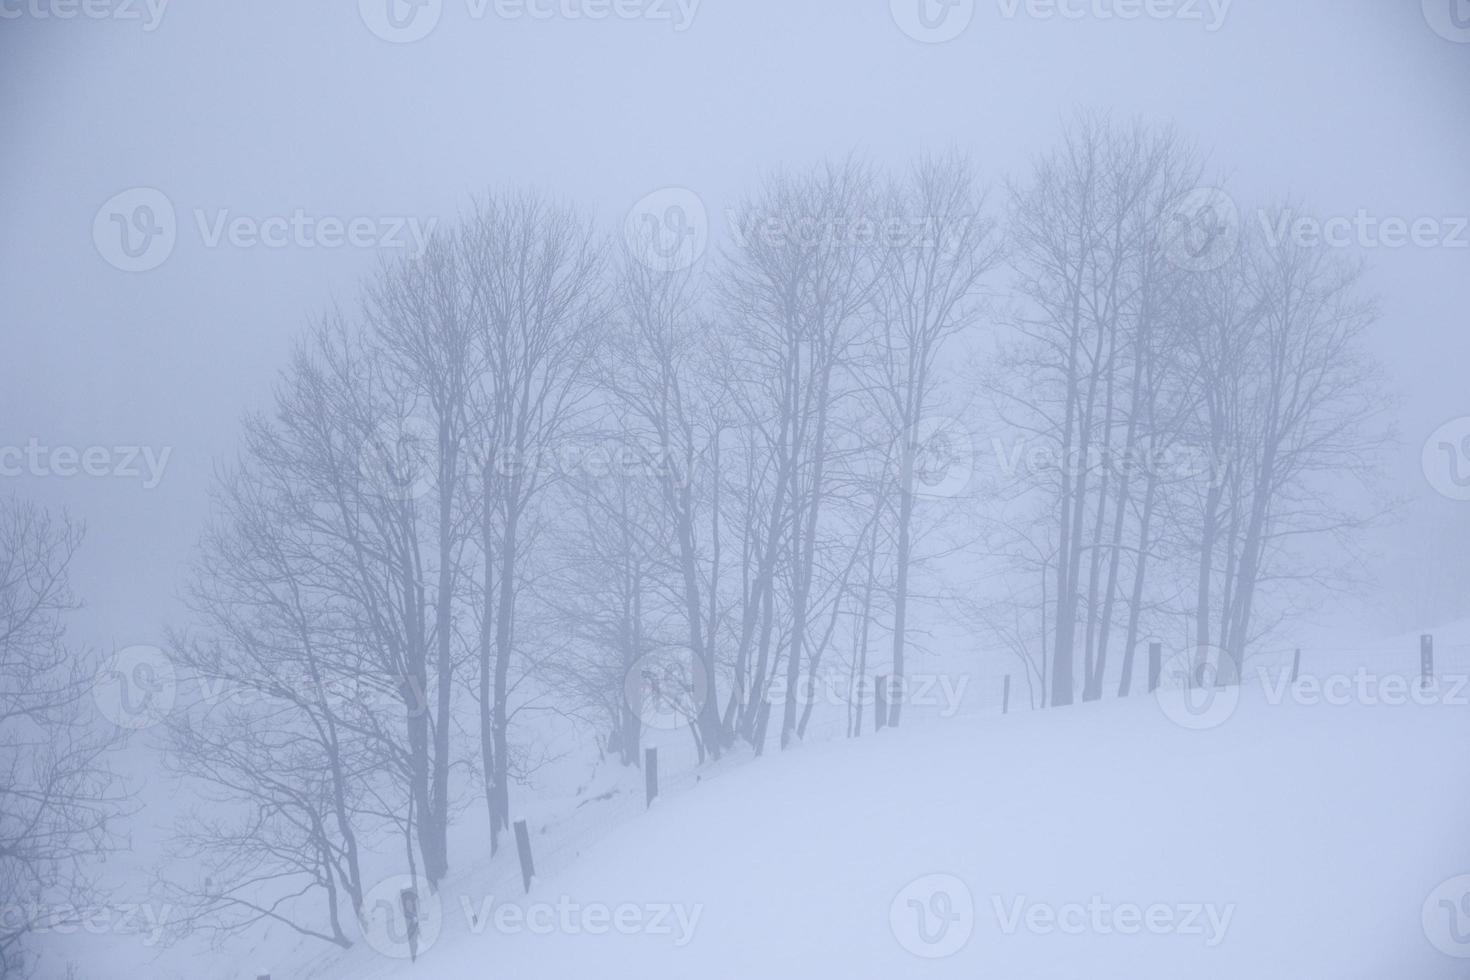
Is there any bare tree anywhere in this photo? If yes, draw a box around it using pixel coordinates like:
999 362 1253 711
363 231 479 886
164 449 402 948
462 192 605 852
866 151 1000 724
0 500 124 977
225 315 459 905
1201 214 1385 679
721 160 882 748
602 256 730 757
545 442 677 767
998 116 1205 706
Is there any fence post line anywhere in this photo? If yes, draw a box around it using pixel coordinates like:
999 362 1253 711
644 747 659 808
875 675 889 732
1148 642 1163 693
1002 674 1011 715
513 819 535 895
1422 634 1435 690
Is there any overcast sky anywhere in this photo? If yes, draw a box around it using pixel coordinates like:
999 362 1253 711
2 0 1467 652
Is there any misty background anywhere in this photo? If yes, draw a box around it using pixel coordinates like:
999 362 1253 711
2 2 1469 977
3 1 1467 652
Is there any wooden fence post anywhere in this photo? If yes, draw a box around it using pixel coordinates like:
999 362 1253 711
1148 642 1162 693
1002 674 1011 715
875 675 889 732
400 887 420 962
1422 634 1435 690
645 747 658 808
513 819 535 895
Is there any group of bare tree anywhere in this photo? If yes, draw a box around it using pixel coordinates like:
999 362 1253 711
983 118 1384 706
155 154 1003 947
157 117 1385 950
160 195 602 946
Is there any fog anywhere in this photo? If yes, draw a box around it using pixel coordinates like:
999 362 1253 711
2 2 1469 977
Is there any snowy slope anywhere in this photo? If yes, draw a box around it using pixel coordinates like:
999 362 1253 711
297 689 1470 980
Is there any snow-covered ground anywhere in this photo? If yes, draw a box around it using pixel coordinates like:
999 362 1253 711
36 625 1470 978
307 679 1470 978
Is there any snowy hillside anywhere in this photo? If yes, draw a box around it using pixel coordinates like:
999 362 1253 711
289 688 1470 980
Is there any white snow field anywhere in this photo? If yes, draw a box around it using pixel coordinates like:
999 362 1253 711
289 681 1470 980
